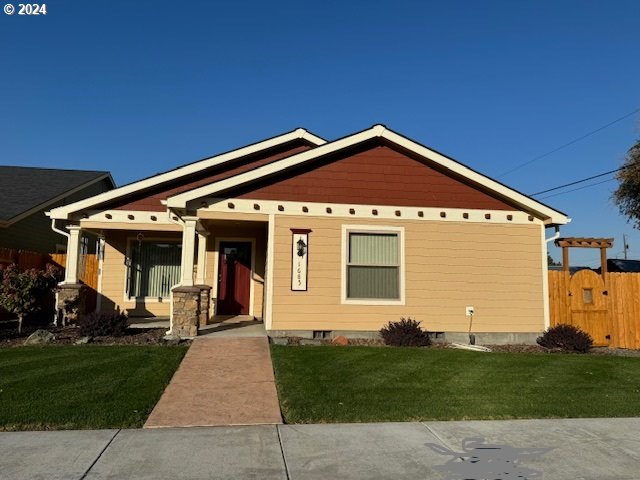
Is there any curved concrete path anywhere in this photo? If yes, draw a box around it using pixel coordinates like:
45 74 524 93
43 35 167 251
144 336 282 428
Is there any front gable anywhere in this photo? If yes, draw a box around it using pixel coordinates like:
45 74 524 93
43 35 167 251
231 141 513 210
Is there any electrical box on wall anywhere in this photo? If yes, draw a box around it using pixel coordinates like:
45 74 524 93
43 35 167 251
465 306 475 316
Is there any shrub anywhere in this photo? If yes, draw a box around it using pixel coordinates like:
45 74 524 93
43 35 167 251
537 324 593 353
78 311 130 337
379 317 431 347
0 263 61 333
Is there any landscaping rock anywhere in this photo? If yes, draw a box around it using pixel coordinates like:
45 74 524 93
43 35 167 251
270 337 289 346
24 329 55 345
332 335 349 346
162 334 181 346
299 338 323 346
75 336 92 345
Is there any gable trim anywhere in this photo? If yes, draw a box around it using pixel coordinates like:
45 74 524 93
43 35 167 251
166 125 569 225
48 128 327 220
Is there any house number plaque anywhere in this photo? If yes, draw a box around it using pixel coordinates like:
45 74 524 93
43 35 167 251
290 229 311 291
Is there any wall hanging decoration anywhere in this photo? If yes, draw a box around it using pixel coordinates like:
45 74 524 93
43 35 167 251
290 229 311 291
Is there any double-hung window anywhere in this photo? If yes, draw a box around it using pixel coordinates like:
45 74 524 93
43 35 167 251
344 227 404 303
128 241 182 299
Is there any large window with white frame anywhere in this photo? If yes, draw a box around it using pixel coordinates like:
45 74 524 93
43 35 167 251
128 241 182 299
344 227 403 302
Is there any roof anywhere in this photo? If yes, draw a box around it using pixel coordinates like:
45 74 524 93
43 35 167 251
0 166 114 226
607 259 640 273
48 128 326 220
166 124 570 225
48 124 570 225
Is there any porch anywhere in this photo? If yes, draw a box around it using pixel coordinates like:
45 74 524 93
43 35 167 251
57 215 269 337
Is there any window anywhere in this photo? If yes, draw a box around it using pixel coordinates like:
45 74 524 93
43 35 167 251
345 230 402 301
129 241 182 298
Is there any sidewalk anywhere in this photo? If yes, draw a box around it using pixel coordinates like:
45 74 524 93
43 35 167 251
1 418 638 479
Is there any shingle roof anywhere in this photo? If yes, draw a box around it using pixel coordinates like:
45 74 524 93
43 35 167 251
0 166 112 222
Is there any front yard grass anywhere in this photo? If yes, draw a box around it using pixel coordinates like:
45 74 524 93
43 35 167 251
271 346 640 423
0 345 187 430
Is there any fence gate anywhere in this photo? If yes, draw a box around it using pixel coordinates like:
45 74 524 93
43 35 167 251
568 269 611 346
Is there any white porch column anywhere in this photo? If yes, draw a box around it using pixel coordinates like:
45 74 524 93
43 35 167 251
180 216 198 286
195 231 209 285
64 225 82 284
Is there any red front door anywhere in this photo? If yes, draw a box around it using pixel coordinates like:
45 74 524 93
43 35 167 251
217 242 252 315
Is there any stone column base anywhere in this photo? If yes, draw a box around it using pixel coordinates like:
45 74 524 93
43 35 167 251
171 286 202 337
196 285 212 328
55 283 85 326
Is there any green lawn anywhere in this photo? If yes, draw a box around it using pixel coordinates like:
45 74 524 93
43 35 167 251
0 345 187 430
271 346 640 423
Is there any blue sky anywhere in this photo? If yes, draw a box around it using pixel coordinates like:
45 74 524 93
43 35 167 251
1 0 639 265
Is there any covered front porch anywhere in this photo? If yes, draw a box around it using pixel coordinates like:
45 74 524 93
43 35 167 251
58 213 269 337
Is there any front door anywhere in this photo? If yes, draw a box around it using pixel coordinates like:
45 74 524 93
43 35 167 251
217 241 252 315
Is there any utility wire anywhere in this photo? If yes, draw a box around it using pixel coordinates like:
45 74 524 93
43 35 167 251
538 177 616 200
530 167 623 196
496 107 640 178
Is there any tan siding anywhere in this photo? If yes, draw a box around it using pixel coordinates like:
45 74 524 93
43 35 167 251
100 230 180 317
271 215 544 333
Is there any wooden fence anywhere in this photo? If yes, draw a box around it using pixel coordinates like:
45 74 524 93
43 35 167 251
549 270 640 349
0 249 100 319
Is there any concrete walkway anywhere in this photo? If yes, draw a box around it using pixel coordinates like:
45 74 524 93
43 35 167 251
144 335 282 428
1 418 639 479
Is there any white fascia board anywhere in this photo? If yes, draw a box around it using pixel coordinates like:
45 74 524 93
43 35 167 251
166 124 569 225
48 128 326 220
167 126 384 209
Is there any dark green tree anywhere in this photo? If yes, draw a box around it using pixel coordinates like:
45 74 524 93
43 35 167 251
547 253 561 267
613 139 640 228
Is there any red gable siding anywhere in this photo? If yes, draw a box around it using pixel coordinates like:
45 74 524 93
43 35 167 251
105 142 313 212
234 143 514 210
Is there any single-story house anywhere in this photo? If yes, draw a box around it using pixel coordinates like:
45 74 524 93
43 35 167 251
48 125 570 342
0 166 114 254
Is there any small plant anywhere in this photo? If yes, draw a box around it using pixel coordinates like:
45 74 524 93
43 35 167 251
78 311 130 337
379 317 431 347
537 324 593 353
0 263 61 334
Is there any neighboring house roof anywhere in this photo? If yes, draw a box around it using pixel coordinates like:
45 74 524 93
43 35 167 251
166 125 569 225
607 259 640 273
49 124 569 225
0 166 115 227
48 128 326 220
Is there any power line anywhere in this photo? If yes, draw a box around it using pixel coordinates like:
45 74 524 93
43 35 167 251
538 177 616 200
496 107 640 178
530 166 623 196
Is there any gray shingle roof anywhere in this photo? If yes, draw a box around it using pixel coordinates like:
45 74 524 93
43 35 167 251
0 166 111 222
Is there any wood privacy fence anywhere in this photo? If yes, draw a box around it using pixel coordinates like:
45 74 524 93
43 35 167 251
549 270 640 349
0 249 100 319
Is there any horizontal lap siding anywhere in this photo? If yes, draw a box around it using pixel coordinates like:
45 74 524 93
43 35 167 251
238 144 513 210
101 231 180 317
271 216 544 333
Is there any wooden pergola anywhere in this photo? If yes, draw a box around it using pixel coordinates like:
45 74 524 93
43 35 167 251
554 237 614 274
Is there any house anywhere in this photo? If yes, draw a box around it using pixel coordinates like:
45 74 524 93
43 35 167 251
48 125 570 343
0 166 115 254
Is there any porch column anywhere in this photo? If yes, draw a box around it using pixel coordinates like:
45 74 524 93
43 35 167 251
56 225 85 326
64 225 82 284
180 216 198 286
195 231 209 285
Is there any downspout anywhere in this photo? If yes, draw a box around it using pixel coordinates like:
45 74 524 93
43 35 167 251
50 218 70 326
542 224 561 330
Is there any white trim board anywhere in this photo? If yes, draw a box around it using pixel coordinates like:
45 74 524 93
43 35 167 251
48 129 326 220
167 125 569 225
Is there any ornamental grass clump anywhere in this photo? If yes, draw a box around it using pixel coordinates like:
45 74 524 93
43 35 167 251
537 324 593 353
379 317 431 347
0 263 61 334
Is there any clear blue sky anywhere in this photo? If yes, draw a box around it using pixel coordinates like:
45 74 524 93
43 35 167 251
1 0 639 265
